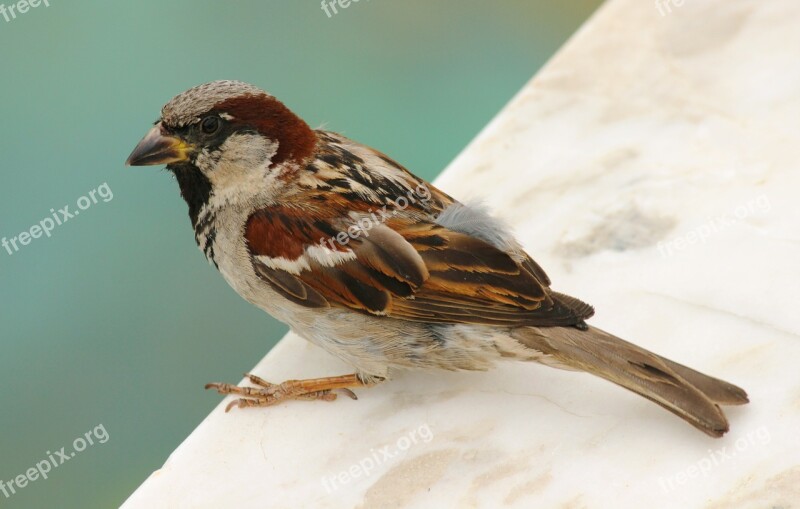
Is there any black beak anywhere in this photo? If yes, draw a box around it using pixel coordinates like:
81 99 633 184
126 123 191 166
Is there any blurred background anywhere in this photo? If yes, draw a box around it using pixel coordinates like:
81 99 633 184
0 1 603 507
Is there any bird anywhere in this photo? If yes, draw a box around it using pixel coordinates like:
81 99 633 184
126 80 748 438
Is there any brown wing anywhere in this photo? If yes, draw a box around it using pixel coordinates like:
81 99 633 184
246 208 593 328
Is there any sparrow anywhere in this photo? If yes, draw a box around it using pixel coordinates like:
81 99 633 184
126 80 748 437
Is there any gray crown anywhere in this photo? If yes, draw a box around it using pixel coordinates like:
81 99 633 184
161 80 269 127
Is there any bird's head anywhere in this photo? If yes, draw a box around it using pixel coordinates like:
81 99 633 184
126 80 317 219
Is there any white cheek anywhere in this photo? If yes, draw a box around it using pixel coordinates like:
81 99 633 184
205 133 281 207
215 132 278 171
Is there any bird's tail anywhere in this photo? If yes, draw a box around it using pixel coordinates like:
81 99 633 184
513 325 748 437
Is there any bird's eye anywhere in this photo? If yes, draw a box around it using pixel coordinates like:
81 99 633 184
200 116 221 134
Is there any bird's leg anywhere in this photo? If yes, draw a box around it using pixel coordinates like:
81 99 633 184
205 373 380 412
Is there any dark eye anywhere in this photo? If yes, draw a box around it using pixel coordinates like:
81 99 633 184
200 116 220 134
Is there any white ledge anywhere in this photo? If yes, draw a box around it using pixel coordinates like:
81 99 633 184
124 0 800 507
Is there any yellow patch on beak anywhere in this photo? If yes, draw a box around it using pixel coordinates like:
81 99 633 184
126 124 192 166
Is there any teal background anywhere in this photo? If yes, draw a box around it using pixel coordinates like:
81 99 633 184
0 1 602 507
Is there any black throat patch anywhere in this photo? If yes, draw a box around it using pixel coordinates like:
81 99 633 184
168 164 219 268
168 164 213 228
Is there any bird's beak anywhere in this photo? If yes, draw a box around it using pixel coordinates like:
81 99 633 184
126 124 192 166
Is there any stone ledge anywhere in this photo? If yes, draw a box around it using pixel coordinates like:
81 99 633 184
123 1 800 507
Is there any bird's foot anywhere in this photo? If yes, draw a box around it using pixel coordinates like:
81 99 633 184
205 373 366 411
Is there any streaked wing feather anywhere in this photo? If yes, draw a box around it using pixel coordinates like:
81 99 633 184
254 264 329 308
246 205 592 327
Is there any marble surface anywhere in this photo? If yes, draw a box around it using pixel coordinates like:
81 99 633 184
123 0 800 507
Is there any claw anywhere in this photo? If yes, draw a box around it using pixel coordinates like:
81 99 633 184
339 388 358 400
206 373 375 411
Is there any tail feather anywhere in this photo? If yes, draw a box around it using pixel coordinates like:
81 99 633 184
657 357 748 406
512 325 748 438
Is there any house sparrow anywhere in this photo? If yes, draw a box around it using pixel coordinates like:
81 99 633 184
126 80 748 437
